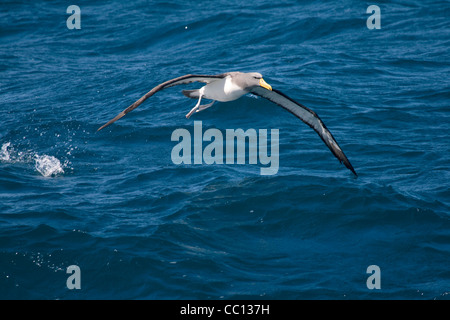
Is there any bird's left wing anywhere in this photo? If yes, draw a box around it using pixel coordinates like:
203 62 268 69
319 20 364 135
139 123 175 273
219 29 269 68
251 86 357 176
97 74 226 131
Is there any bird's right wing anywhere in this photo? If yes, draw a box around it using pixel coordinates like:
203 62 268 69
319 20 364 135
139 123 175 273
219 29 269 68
97 74 227 131
251 86 357 176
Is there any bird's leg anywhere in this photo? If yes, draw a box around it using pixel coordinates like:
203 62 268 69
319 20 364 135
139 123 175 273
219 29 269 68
197 100 215 112
185 94 203 119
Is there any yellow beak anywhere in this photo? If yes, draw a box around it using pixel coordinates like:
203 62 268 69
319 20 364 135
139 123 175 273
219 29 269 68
259 78 272 91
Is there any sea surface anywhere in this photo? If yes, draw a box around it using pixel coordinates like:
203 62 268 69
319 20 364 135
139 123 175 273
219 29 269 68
0 0 449 299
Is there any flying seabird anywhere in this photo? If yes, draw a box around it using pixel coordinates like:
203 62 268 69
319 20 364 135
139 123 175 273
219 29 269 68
98 72 357 176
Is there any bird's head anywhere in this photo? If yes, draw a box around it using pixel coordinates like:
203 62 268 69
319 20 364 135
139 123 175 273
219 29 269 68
243 72 272 91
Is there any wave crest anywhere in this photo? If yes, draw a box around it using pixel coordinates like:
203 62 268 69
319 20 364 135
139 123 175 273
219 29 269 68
34 155 64 177
1 142 65 177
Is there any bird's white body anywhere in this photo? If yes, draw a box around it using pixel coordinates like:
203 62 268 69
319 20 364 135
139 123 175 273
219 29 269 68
203 76 247 102
185 75 252 118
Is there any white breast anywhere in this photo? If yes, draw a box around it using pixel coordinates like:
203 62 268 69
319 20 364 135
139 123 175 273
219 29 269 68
203 76 247 102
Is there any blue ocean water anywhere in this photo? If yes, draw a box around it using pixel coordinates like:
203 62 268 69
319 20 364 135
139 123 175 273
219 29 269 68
0 0 449 300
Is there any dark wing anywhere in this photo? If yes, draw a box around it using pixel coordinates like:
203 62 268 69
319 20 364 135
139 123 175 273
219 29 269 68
97 74 227 131
251 87 357 176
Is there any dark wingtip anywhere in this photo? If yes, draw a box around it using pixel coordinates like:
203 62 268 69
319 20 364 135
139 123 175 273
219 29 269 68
344 160 358 177
96 111 127 132
97 123 109 132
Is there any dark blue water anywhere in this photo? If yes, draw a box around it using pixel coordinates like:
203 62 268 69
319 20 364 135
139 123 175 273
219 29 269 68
1 0 449 299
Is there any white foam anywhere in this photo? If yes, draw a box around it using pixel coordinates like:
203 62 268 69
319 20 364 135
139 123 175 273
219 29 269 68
0 142 11 161
34 155 65 177
1 142 65 177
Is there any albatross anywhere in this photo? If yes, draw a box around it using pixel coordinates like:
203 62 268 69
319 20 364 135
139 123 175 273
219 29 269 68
97 71 357 176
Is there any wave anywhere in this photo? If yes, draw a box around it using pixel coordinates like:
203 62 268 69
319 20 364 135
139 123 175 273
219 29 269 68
0 142 66 177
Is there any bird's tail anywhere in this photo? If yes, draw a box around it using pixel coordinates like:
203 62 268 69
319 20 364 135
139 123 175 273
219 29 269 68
182 89 200 99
